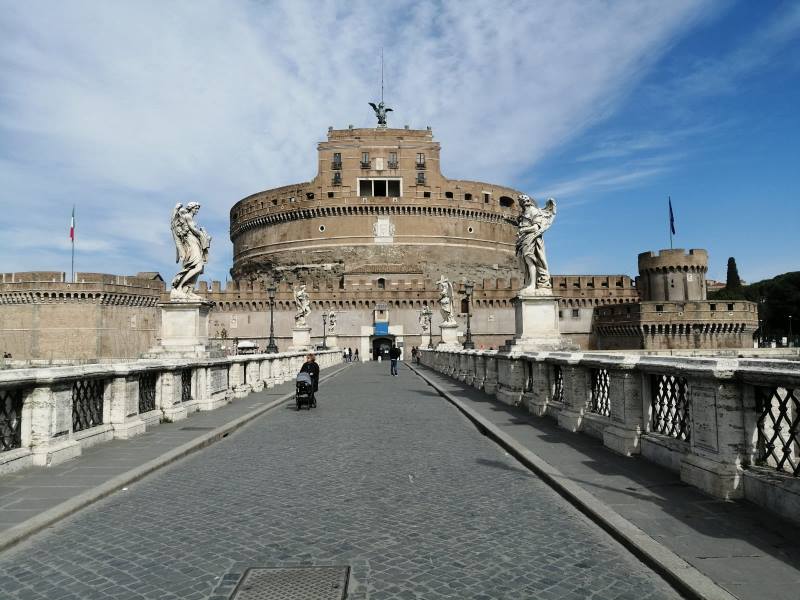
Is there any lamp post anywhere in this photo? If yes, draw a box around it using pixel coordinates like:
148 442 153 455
322 312 328 350
265 282 278 354
463 280 475 349
790 315 794 348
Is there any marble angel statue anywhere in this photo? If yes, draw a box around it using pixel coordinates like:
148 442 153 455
436 276 457 325
514 194 556 293
327 310 337 334
294 285 311 327
170 202 211 301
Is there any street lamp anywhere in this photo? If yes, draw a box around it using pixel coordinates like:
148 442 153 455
322 312 328 350
463 280 475 349
790 315 794 348
265 282 278 354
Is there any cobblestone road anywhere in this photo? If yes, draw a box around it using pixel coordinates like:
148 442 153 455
0 363 681 599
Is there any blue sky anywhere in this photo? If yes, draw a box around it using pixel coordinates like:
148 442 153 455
0 0 797 284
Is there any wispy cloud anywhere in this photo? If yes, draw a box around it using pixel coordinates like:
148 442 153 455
0 0 710 281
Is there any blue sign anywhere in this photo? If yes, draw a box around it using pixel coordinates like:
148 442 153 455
374 322 389 335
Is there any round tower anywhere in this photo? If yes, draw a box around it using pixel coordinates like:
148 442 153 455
229 126 523 283
637 249 708 302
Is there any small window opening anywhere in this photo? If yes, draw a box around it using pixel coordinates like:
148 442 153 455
464 193 472 201
499 196 514 208
445 191 453 199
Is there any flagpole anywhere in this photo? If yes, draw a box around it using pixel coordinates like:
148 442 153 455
668 196 673 249
71 205 75 283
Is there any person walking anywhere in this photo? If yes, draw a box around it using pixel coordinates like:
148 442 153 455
299 353 320 406
354 348 359 362
348 347 353 362
389 344 401 376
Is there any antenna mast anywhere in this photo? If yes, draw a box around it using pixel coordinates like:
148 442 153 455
380 48 384 103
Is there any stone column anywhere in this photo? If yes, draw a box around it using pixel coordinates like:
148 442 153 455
29 383 81 467
158 370 188 422
524 356 552 417
472 352 487 390
108 373 146 439
602 360 645 456
557 363 591 432
484 353 499 395
496 353 526 406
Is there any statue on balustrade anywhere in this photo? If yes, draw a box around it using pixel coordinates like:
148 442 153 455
170 202 211 301
512 194 556 293
327 310 337 334
436 276 457 325
419 305 432 332
294 285 311 327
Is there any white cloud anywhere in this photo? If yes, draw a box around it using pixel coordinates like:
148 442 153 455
0 0 711 281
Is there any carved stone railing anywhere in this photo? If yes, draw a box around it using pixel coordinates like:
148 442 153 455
419 348 800 526
0 350 341 475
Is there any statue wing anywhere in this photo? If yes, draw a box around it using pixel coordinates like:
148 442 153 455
385 107 393 113
538 199 557 235
170 204 183 263
368 102 378 112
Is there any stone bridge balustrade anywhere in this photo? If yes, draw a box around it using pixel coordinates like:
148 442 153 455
471 351 487 390
0 350 342 476
419 348 800 527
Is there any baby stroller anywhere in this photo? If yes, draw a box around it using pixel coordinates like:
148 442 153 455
295 371 316 410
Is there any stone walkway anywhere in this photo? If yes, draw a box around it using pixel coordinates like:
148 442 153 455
410 362 800 600
0 361 680 599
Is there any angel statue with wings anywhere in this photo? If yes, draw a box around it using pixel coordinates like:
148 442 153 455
436 275 457 325
170 202 211 301
294 285 311 327
514 194 557 293
368 101 393 126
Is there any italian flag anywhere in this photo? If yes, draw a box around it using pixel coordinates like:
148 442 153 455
70 206 75 241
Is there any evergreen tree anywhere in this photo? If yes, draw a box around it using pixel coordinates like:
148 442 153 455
726 257 742 291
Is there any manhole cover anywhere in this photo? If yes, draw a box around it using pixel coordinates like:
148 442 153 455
229 566 349 599
179 426 215 431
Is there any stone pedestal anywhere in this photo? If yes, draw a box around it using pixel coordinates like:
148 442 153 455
326 335 338 350
144 301 222 358
421 332 432 350
438 323 460 349
290 326 312 351
502 291 565 351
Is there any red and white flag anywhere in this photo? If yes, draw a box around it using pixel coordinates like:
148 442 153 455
70 206 75 241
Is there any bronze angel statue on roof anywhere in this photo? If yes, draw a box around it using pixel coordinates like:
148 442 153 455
170 202 211 301
369 101 393 126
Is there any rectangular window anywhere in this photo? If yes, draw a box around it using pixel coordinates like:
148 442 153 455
359 179 372 197
417 172 426 184
389 152 398 168
357 178 402 198
710 303 716 311
572 309 580 318
656 304 664 312
332 152 342 168
416 153 425 167
361 152 370 168
727 303 734 311
483 193 490 203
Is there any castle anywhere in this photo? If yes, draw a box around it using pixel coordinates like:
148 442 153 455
0 126 757 361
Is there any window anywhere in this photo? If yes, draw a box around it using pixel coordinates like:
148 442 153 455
332 172 341 185
483 193 490 203
416 153 425 168
710 303 716 311
332 152 342 169
460 298 469 313
656 304 664 312
388 152 398 168
417 172 426 184
377 278 386 290
318 225 326 232
357 178 402 197
424 191 431 198
306 192 315 200
464 193 472 201
327 191 334 198
445 191 453 199
499 196 514 208
558 310 563 318
572 309 579 318
727 303 734 311
361 152 370 168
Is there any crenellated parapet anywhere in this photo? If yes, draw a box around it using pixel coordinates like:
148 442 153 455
0 272 164 307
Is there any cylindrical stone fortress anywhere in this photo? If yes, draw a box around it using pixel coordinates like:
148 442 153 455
230 127 524 282
637 248 708 302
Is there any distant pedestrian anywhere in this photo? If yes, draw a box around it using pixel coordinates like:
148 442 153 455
389 344 401 376
354 349 359 361
411 346 418 363
348 347 353 362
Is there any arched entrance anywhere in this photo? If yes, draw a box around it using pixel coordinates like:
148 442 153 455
371 336 394 361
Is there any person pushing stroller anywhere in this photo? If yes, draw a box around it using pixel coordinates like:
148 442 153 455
295 353 320 410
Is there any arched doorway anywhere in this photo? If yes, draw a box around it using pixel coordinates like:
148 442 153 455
371 336 394 361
